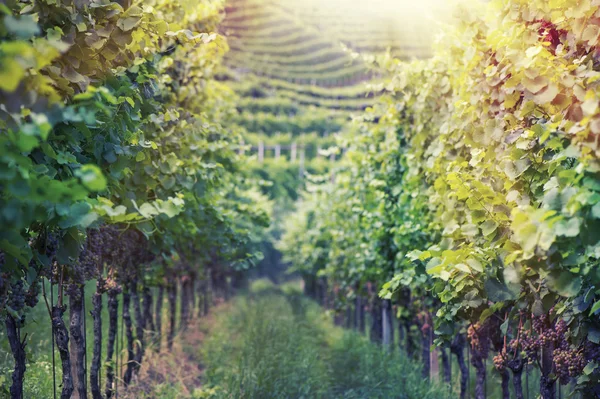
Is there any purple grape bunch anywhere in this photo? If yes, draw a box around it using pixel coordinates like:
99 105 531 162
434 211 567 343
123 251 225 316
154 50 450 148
25 280 40 308
8 280 26 312
553 347 586 384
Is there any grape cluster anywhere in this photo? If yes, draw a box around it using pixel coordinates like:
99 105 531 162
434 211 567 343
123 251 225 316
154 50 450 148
518 328 540 364
584 341 600 363
46 233 59 261
35 232 60 265
532 19 567 54
533 315 564 347
553 347 586 384
518 315 590 382
493 349 507 372
555 319 567 336
72 243 101 283
468 322 490 355
38 232 60 280
0 263 7 311
532 314 548 331
516 314 565 364
0 252 5 292
25 280 40 308
65 227 117 287
417 311 431 334
99 226 144 281
8 280 26 311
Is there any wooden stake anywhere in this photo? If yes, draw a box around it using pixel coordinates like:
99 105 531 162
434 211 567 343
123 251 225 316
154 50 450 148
258 141 264 163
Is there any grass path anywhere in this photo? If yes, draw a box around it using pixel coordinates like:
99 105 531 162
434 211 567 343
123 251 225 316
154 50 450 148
196 280 452 399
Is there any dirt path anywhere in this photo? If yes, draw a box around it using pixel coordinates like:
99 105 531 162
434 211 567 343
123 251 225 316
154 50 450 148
122 304 225 398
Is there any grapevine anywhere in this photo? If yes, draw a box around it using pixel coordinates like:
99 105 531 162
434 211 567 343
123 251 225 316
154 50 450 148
280 0 600 397
0 0 271 397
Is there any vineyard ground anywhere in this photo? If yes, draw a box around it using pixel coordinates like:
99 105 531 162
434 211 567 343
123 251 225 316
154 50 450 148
0 278 555 399
197 279 451 399
1 279 550 398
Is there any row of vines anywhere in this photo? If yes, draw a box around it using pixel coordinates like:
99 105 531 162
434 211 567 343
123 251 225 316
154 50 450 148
0 0 270 398
280 1 600 398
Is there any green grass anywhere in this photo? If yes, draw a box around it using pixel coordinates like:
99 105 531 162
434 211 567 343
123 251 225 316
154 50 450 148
199 280 452 399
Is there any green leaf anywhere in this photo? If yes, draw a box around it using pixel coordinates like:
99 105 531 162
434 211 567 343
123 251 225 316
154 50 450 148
500 318 509 335
549 271 582 298
465 289 483 308
583 361 598 375
461 223 478 236
467 258 483 272
484 278 516 302
0 231 31 266
455 263 471 273
161 176 176 190
58 202 97 228
480 220 498 236
117 16 142 31
75 164 107 192
138 203 159 219
154 197 185 218
590 301 600 316
590 327 600 344
3 15 40 38
532 299 545 316
479 308 494 322
554 218 581 237
591 202 600 219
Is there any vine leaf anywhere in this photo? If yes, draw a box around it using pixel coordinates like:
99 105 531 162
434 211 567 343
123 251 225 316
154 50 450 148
548 271 582 298
590 301 600 317
75 165 107 192
484 278 516 302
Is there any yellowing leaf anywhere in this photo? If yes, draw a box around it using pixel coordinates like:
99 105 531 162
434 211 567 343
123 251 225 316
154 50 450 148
525 46 542 59
455 263 471 273
582 25 600 46
581 98 598 116
63 66 87 84
461 224 478 237
522 75 548 94
467 258 483 272
533 84 559 104
0 57 25 92
480 220 498 236
503 91 521 109
117 16 142 32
